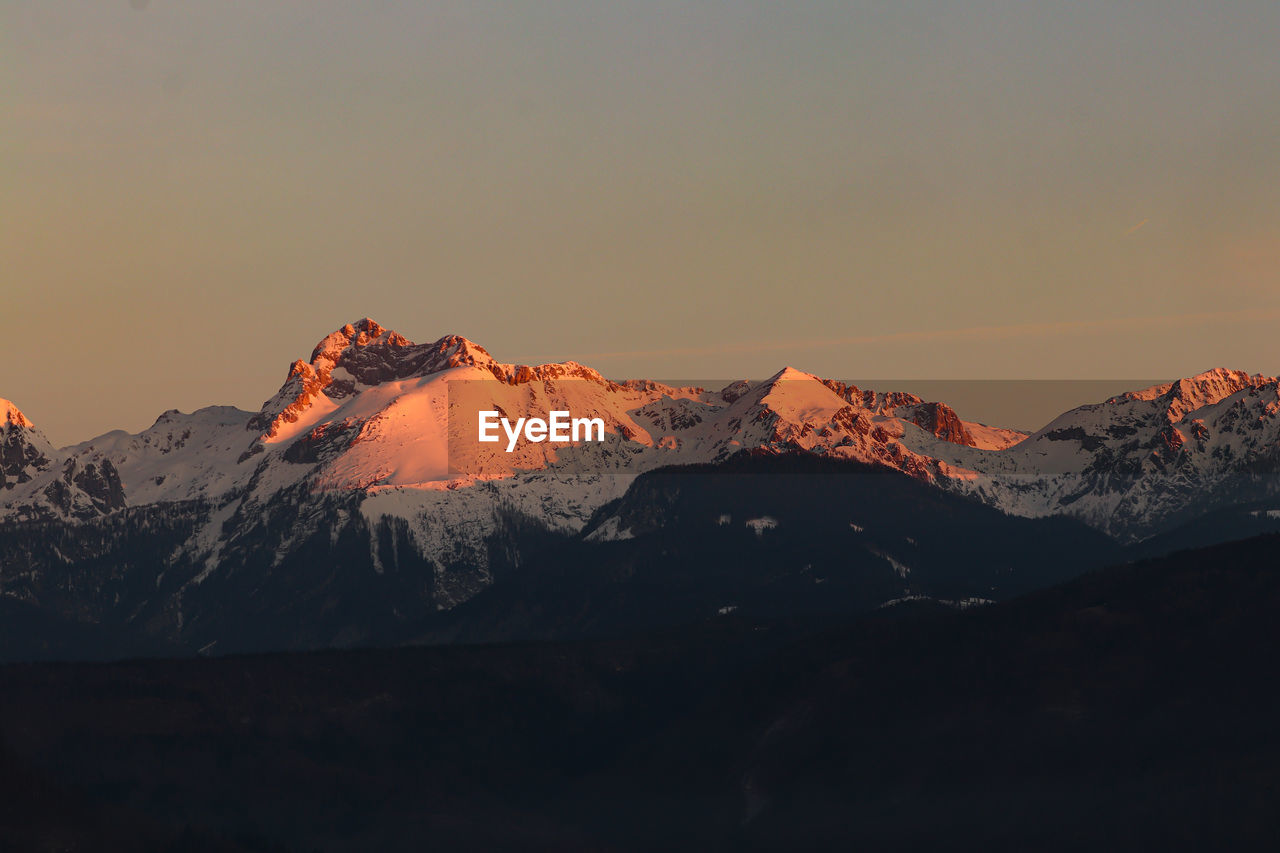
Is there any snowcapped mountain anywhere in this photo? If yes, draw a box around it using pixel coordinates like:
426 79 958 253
1 319 1277 651
2 399 126 520
913 367 1280 539
0 318 1017 552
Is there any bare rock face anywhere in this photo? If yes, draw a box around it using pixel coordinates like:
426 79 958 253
282 419 364 465
903 402 974 447
42 459 127 519
819 381 979 447
719 380 752 404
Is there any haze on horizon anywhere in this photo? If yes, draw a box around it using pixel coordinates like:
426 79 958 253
2 1 1278 446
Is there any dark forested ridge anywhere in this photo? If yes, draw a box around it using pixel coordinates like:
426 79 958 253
420 455 1125 644
2 533 1279 850
1 456 1135 659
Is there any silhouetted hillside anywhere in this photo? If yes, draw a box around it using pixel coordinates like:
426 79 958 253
2 534 1279 849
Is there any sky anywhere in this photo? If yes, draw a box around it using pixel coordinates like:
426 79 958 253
3 0 1278 445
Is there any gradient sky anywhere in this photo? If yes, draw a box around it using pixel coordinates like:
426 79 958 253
3 1 1278 445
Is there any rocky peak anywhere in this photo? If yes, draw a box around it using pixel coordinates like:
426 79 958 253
250 319 618 439
2 399 36 430
309 319 412 371
1163 368 1275 422
902 401 976 447
431 333 494 365
1 400 57 491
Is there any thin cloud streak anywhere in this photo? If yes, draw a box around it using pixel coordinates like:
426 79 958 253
580 309 1280 362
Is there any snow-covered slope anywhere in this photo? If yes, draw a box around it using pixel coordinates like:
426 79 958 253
66 407 258 505
0 404 263 522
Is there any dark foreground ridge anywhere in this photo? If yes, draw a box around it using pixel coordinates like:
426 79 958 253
2 534 1279 851
0 455 1131 659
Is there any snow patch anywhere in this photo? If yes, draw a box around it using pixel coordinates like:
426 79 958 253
584 516 635 542
871 548 912 578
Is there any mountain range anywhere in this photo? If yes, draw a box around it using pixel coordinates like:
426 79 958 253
3 318 1279 655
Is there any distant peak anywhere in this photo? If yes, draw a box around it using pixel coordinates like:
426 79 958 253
768 366 821 383
0 398 32 429
427 334 495 366
1117 367 1276 420
1181 367 1273 387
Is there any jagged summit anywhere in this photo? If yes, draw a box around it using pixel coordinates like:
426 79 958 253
1109 367 1277 422
298 319 621 386
309 320 517 379
1114 367 1275 404
249 320 617 439
304 319 495 384
301 319 490 368
250 320 486 439
1 398 32 430
309 318 413 366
